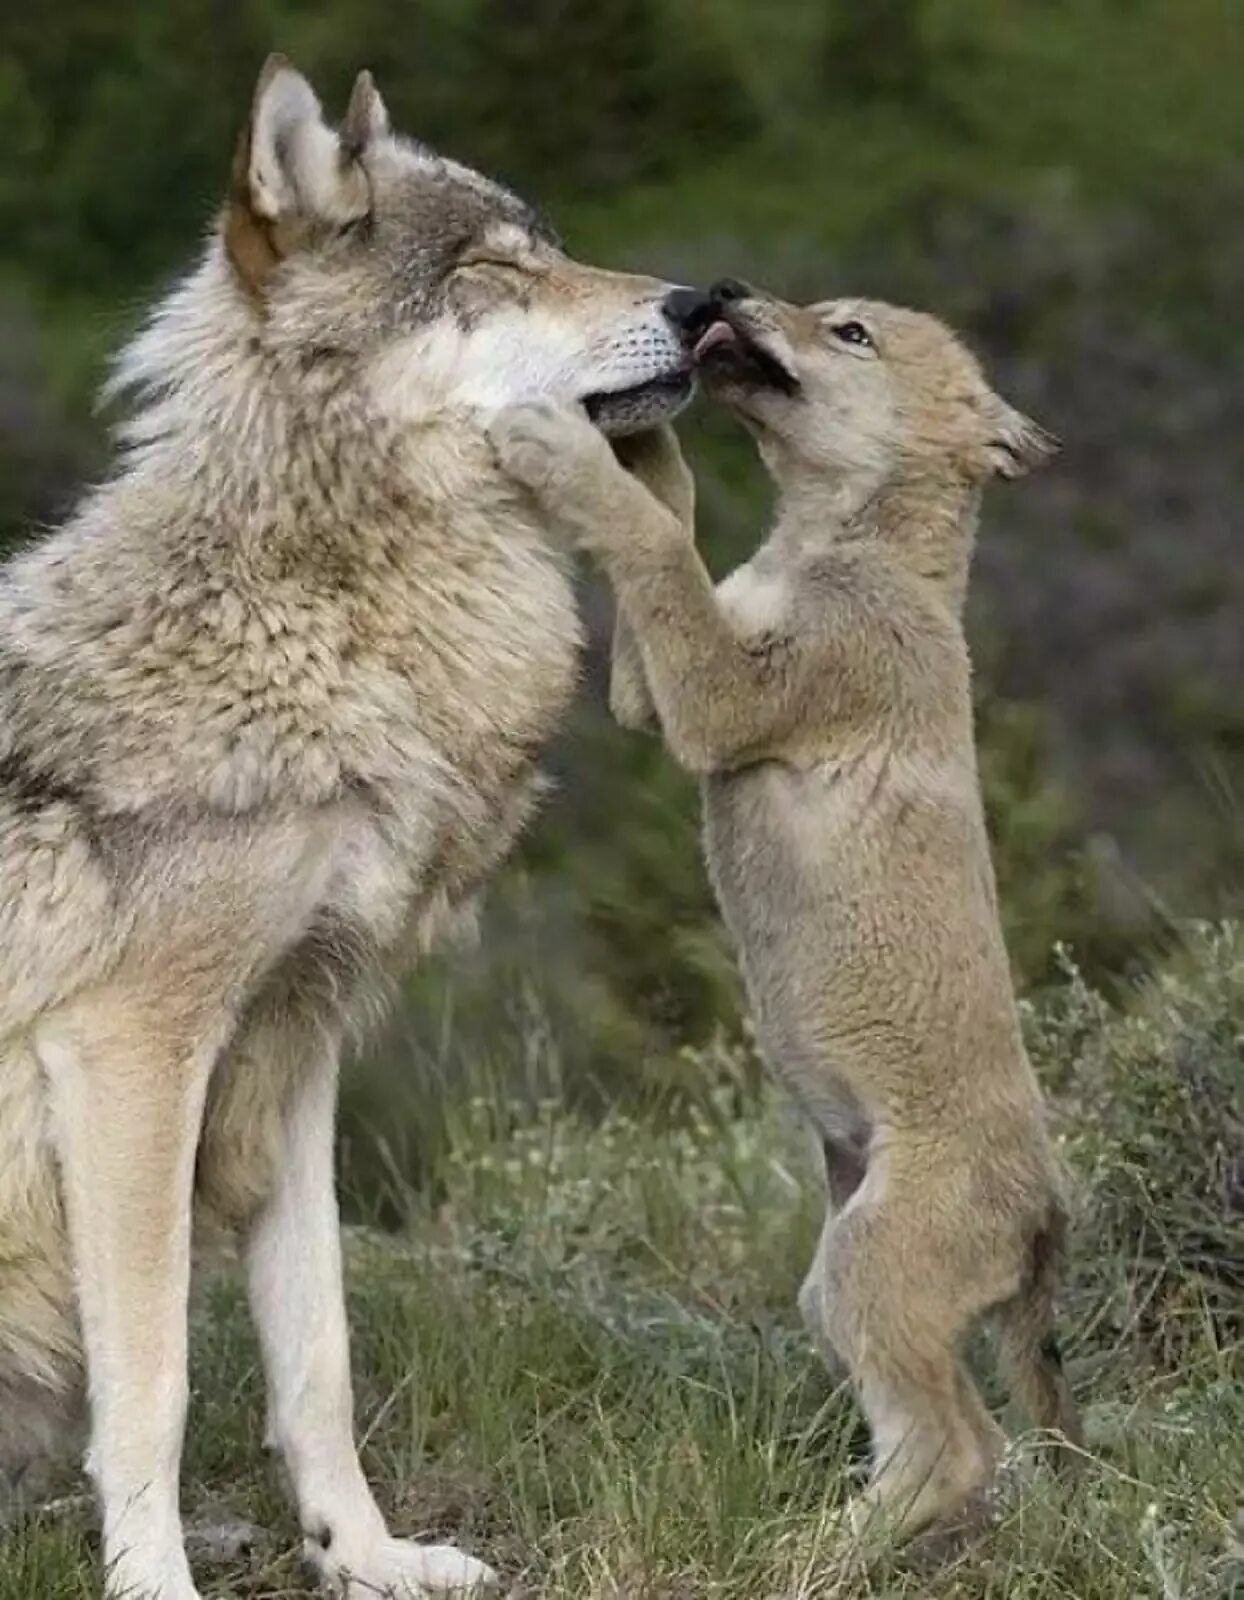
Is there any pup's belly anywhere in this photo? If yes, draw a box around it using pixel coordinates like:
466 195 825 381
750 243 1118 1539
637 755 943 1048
703 757 1027 1149
701 763 876 1133
702 761 868 974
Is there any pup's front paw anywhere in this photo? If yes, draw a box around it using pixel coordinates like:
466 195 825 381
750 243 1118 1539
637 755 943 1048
487 399 608 499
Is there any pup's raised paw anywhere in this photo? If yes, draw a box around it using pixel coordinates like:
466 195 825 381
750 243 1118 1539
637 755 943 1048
487 400 607 497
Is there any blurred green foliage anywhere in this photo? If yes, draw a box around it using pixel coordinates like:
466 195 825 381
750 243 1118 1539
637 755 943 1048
1026 923 1244 1363
3 0 1244 1139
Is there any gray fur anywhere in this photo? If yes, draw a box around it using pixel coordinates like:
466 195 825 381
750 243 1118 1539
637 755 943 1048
0 55 691 1600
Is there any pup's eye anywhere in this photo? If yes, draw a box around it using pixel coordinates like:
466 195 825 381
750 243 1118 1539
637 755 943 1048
832 320 874 349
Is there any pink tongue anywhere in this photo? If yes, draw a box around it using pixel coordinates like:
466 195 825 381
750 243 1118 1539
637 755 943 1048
693 320 739 362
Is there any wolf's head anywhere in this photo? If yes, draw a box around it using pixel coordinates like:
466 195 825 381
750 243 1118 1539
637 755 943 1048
681 282 1057 491
218 56 695 435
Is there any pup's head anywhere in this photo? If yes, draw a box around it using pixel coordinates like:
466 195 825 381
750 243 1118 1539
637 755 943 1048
224 56 695 434
676 281 1057 489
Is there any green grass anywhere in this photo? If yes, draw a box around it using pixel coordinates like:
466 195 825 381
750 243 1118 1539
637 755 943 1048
3 932 1243 1598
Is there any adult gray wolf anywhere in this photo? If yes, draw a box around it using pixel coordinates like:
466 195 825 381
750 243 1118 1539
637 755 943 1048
0 54 699 1599
488 285 1080 1546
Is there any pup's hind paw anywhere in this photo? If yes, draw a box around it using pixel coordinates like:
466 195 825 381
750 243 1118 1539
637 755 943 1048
318 1533 498 1596
487 400 608 499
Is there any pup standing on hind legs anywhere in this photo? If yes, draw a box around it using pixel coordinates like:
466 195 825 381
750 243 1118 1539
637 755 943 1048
489 285 1081 1543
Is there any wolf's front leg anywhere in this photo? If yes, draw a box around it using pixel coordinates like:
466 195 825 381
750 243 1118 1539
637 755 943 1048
37 994 221 1600
242 998 495 1597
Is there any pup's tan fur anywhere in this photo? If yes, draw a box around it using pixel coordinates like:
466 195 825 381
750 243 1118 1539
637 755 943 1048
0 55 696 1600
489 292 1080 1543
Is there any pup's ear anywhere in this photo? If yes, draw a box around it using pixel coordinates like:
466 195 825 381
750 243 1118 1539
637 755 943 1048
225 56 378 292
983 396 1060 480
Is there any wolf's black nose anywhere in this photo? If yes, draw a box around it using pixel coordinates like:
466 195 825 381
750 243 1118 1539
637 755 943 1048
708 277 751 304
662 287 719 338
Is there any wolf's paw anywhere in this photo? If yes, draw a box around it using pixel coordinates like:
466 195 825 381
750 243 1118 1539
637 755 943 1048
103 1554 203 1600
487 399 607 499
319 1534 498 1597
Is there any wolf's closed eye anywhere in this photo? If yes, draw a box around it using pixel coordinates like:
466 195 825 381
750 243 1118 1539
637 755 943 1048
457 256 528 276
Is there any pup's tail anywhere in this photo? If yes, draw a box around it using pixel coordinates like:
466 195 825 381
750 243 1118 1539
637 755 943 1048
995 1204 1082 1472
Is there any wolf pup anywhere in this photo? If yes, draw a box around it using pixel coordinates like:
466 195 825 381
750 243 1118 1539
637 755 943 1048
0 55 700 1600
488 285 1080 1544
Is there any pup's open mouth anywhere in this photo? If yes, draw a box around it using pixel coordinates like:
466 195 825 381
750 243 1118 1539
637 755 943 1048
583 370 694 437
692 318 800 395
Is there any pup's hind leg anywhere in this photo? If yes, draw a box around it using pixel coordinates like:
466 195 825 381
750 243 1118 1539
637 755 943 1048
816 1192 1009 1542
799 1208 844 1380
798 1134 868 1381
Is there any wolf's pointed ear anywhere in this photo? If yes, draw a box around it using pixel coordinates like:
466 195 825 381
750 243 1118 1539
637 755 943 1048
226 55 372 292
983 396 1060 480
342 69 390 157
245 54 371 225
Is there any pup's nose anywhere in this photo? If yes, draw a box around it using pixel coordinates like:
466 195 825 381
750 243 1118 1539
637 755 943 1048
708 277 751 304
662 287 719 339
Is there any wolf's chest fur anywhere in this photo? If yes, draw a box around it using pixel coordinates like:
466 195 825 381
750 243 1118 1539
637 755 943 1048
0 434 582 972
319 494 584 930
